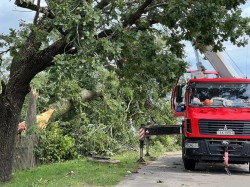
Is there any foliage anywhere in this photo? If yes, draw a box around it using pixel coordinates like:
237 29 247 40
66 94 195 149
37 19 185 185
0 0 250 182
35 122 78 164
10 0 250 158
33 65 179 157
57 92 138 156
152 135 181 152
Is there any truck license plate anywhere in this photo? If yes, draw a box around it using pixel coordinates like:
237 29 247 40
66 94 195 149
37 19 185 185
216 130 235 135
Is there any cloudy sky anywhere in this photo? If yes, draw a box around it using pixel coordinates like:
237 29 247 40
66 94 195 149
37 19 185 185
1 0 250 77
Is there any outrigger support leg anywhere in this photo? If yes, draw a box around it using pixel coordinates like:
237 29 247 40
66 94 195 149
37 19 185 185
224 147 231 175
145 136 150 157
137 124 146 163
137 139 145 163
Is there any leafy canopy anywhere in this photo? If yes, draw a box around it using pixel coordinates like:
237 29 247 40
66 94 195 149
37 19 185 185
1 0 250 156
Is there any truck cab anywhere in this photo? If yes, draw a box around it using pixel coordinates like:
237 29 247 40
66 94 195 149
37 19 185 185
173 77 250 171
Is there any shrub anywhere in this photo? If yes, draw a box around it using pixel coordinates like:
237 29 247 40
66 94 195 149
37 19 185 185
35 122 78 164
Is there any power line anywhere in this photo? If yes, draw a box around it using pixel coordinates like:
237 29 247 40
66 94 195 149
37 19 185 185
223 50 246 78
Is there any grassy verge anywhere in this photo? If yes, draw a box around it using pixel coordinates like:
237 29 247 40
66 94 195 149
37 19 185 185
3 147 167 187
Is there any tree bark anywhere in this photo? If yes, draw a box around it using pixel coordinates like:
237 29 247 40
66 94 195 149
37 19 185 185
0 37 67 184
25 89 38 134
3 88 101 181
0 93 25 182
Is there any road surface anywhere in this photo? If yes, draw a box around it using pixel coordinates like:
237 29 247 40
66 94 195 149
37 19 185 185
116 151 250 187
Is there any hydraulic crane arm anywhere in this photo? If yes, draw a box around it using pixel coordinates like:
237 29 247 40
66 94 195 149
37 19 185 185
204 46 240 78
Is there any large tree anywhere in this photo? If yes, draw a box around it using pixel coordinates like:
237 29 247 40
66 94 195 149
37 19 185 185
0 0 250 183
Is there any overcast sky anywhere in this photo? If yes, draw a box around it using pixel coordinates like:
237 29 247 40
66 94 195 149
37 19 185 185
1 0 250 77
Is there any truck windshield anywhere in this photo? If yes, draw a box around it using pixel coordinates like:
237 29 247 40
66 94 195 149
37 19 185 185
189 82 250 108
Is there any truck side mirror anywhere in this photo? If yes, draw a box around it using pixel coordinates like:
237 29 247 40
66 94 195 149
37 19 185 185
171 82 185 117
176 85 183 103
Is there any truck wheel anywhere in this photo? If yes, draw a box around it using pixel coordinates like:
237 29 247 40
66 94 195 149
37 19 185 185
183 158 196 170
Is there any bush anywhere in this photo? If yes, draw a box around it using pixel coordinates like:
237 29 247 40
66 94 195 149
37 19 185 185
61 119 137 156
35 122 78 164
151 135 181 152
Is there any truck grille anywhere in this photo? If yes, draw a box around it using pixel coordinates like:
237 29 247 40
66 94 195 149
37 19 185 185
199 120 250 135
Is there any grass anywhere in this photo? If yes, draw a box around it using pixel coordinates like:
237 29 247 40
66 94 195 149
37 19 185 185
2 147 166 187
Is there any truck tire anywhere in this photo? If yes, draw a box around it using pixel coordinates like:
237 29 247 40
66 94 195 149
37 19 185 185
183 158 196 170
181 122 196 170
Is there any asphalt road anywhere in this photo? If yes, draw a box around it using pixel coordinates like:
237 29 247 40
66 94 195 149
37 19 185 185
116 151 250 187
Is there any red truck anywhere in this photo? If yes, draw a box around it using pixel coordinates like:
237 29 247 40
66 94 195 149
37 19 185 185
173 75 250 172
140 45 250 173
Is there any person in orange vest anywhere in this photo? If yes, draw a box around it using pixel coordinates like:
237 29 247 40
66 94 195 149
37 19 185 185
203 99 212 105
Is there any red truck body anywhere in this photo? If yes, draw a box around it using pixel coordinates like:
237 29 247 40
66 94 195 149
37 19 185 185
173 77 250 170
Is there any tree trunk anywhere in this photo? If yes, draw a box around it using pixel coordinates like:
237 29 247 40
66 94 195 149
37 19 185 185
25 89 38 134
0 95 24 183
0 88 100 182
0 31 68 183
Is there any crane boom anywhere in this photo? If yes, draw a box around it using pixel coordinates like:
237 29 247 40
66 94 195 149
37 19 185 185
204 46 240 78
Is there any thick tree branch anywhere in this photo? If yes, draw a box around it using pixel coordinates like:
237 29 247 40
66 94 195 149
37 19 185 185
96 0 112 9
133 17 160 31
145 2 169 12
123 0 153 27
53 89 101 121
10 16 47 78
97 1 155 39
15 0 55 18
8 38 68 98
0 49 10 55
96 17 158 39
10 31 41 78
34 38 68 70
96 29 114 39
33 0 41 24
1 80 6 96
97 0 165 39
